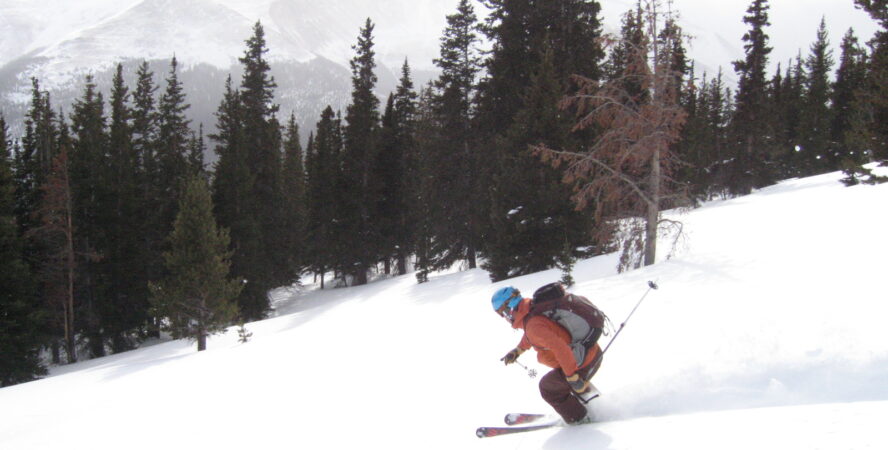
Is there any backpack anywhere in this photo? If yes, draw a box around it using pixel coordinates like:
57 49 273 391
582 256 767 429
526 282 608 367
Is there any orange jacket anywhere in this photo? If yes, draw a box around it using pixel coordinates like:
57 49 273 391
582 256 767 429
511 297 601 377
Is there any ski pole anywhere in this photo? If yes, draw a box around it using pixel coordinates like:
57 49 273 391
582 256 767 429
515 361 537 379
577 280 659 404
596 280 658 360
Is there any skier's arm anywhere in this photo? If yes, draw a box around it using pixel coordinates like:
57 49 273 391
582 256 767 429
525 317 580 376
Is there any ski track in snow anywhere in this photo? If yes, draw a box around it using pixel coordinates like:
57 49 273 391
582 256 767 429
1 168 887 449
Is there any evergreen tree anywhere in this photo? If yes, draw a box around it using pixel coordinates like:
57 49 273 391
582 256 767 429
104 63 147 352
429 0 484 271
375 94 403 276
0 115 46 386
68 74 109 358
706 69 734 197
281 114 306 281
855 0 888 163
729 0 775 195
187 124 206 176
234 21 287 318
476 0 605 279
781 55 807 176
305 107 343 287
833 29 871 184
798 18 835 175
15 79 57 271
341 18 381 286
150 176 241 352
156 56 192 233
411 85 440 284
391 61 419 275
131 60 164 339
484 44 591 279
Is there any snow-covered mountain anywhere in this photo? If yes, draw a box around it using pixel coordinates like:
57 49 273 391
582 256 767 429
0 0 879 142
1 167 886 449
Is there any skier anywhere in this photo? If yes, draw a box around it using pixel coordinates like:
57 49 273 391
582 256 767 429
491 283 606 425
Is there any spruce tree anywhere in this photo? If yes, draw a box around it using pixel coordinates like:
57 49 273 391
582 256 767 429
391 61 419 275
187 124 206 176
131 61 165 339
484 44 590 279
429 0 484 271
411 86 440 284
281 114 306 281
799 18 835 175
834 29 875 184
375 94 402 276
68 74 109 358
341 18 381 286
729 0 775 195
156 56 192 232
0 115 46 386
234 21 287 317
477 0 605 279
105 63 147 352
305 107 343 287
855 0 888 163
150 176 241 352
15 79 57 272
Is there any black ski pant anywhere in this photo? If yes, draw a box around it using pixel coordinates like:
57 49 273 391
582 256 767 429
538 356 601 423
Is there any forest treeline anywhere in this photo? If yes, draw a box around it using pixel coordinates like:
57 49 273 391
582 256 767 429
2 0 886 386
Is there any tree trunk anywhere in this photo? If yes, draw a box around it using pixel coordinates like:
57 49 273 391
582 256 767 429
644 148 661 266
197 327 207 352
64 175 77 364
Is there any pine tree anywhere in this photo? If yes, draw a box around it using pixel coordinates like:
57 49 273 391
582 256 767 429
103 63 149 352
411 86 440 284
68 74 109 358
855 0 888 164
187 124 206 176
156 56 192 233
782 54 807 176
150 176 241 352
798 18 835 175
485 43 591 279
728 0 775 195
130 61 166 339
281 114 306 281
341 18 381 286
477 0 605 279
833 29 871 184
305 107 343 287
391 61 419 275
0 115 46 386
15 79 57 272
375 94 402 276
429 0 484 271
234 21 287 317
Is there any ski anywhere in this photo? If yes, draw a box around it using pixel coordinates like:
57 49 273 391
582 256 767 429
476 421 561 438
504 412 550 425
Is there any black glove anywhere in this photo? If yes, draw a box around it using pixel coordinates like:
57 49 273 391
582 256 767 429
500 347 525 365
565 373 591 394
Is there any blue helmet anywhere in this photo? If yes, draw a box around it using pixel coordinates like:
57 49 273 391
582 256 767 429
491 286 522 312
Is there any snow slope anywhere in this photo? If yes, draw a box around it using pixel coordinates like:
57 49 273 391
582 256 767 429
1 168 887 449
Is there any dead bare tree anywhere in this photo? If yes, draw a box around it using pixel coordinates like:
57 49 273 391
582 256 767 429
535 0 688 271
30 147 78 363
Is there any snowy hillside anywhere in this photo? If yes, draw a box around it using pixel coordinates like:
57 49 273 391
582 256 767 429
2 168 887 449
